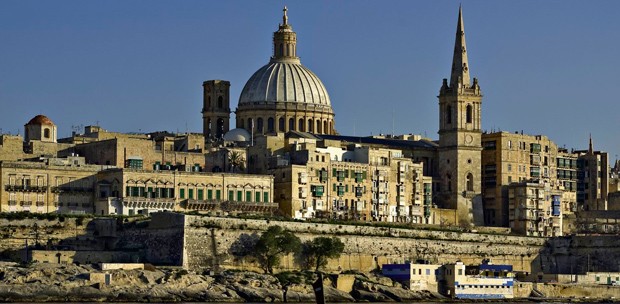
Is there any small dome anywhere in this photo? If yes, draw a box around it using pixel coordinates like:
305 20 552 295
26 115 55 126
238 59 331 107
223 128 251 142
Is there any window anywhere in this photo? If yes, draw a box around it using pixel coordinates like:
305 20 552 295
255 191 261 202
246 191 252 202
466 173 474 191
43 128 50 138
216 190 221 200
189 189 194 199
279 117 285 132
264 192 269 203
237 191 242 201
229 190 234 200
207 189 213 200
257 118 263 133
180 189 185 199
298 118 305 132
197 189 204 200
217 96 223 108
289 118 295 131
466 104 473 123
267 117 275 132
446 105 452 124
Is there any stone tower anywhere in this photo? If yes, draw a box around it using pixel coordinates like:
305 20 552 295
437 6 483 225
202 80 231 141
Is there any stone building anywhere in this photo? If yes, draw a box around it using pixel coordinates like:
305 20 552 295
210 7 335 138
95 168 275 216
481 132 563 226
508 182 563 237
575 137 610 211
436 6 483 226
0 156 103 214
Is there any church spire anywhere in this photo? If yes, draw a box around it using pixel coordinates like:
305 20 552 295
589 134 594 154
450 5 471 88
272 6 298 62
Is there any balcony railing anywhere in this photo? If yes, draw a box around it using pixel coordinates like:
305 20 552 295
5 185 47 192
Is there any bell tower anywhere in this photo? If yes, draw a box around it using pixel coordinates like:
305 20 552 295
202 80 231 142
437 6 483 225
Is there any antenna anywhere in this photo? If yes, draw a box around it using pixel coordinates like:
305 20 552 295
391 108 395 136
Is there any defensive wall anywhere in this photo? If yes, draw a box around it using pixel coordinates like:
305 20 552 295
0 213 620 279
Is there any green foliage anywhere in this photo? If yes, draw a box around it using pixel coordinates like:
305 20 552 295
303 236 345 271
255 226 301 274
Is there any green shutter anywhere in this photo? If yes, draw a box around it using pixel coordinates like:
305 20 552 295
333 183 336 191
363 171 367 180
237 191 242 201
180 188 185 199
264 192 269 203
256 191 261 202
189 189 194 199
246 191 252 202
345 185 349 192
207 189 213 200
229 190 234 200
216 190 221 200
333 168 337 177
344 170 349 178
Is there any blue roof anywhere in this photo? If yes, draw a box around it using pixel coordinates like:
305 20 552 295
479 263 513 272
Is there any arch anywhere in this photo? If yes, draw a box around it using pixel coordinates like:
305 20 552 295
267 117 275 132
446 105 452 124
466 173 474 191
217 96 223 109
466 104 473 123
288 118 295 131
298 118 305 132
279 43 284 57
329 121 333 134
257 118 264 133
316 119 322 134
247 118 253 131
323 121 328 135
287 44 291 57
308 119 314 133
43 128 50 139
279 117 285 132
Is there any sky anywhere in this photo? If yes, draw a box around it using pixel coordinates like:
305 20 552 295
1 1 619 160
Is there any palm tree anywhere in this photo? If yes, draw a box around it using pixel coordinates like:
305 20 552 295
227 151 245 173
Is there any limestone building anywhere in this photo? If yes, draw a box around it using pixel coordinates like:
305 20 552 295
436 6 483 225
95 168 275 216
204 7 336 141
0 156 102 214
508 182 563 237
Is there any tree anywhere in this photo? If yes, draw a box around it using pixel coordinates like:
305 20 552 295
227 150 245 173
303 236 345 272
255 226 301 274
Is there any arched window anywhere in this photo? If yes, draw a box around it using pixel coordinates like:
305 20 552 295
466 173 474 191
279 44 284 57
329 121 333 134
316 119 322 134
446 105 452 124
217 96 223 109
298 118 305 132
267 117 275 132
43 128 50 139
308 119 313 133
257 118 263 133
466 104 473 123
248 118 253 131
216 119 225 138
207 96 211 109
289 118 295 131
323 121 328 134
279 117 285 132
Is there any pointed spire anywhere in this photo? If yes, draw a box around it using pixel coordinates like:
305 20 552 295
450 5 471 88
282 6 288 26
589 134 594 154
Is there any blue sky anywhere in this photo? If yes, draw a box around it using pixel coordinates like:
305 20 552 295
1 1 619 160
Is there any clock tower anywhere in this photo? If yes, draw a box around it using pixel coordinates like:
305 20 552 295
437 6 483 225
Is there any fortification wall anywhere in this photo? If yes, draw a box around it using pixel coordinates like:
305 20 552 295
182 215 546 273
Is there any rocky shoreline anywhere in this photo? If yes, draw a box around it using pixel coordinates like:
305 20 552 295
0 262 440 302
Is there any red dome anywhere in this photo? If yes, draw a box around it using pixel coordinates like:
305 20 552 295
26 115 55 126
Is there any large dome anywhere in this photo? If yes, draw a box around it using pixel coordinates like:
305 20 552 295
238 58 331 106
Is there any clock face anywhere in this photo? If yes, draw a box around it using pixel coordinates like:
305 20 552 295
465 134 473 144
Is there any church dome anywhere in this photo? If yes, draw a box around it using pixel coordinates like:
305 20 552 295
238 59 331 106
26 114 55 126
223 128 251 142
